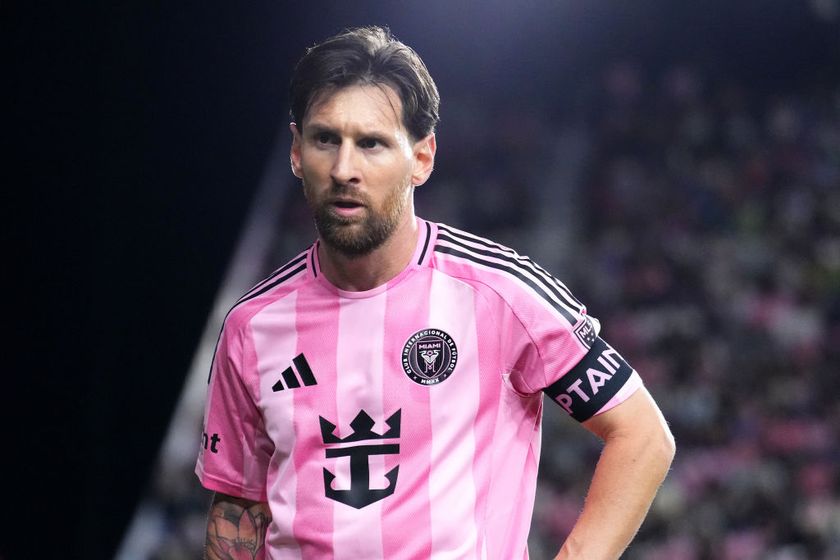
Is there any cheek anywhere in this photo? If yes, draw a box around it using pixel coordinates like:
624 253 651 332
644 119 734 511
373 157 414 187
300 150 333 179
300 165 332 199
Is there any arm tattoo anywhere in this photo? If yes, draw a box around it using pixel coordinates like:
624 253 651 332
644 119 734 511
205 493 271 560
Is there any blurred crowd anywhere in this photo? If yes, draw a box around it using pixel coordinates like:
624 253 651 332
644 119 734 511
530 64 840 559
128 63 839 559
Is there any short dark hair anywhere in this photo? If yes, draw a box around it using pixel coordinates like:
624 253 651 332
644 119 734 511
289 26 440 140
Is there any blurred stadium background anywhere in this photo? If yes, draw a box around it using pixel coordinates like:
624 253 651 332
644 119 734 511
7 1 839 559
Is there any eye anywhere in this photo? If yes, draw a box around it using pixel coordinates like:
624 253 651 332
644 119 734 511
359 137 382 149
316 132 334 145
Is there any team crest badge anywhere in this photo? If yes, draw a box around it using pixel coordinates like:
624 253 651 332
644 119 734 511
401 329 458 386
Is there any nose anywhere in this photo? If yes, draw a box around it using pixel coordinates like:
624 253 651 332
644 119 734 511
330 142 360 185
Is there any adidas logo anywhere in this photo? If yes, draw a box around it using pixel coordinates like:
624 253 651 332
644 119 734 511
272 353 317 391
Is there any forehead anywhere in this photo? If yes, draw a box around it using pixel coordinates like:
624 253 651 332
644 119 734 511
304 84 407 134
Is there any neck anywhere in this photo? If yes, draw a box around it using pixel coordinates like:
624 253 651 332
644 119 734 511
318 214 419 292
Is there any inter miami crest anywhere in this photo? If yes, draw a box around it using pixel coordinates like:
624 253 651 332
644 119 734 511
401 328 458 385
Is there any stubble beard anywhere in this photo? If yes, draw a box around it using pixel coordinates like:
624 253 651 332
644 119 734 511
307 180 412 258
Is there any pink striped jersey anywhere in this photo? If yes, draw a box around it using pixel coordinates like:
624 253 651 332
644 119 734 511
196 218 643 559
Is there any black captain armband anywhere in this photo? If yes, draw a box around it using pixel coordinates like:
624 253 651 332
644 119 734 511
543 337 634 422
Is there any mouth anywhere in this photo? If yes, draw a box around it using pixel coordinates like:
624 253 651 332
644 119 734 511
333 199 364 209
328 198 366 218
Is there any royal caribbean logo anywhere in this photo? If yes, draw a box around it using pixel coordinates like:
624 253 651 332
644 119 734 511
401 328 458 385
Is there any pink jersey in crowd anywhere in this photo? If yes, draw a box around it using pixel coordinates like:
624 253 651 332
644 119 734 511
196 218 642 559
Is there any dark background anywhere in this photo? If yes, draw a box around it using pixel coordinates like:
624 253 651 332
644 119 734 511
6 2 838 558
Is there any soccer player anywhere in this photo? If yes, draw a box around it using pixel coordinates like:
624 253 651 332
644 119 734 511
196 25 675 560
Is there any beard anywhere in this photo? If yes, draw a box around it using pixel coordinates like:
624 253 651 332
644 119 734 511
306 180 411 258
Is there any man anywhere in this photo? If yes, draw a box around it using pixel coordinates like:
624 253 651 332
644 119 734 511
196 26 675 560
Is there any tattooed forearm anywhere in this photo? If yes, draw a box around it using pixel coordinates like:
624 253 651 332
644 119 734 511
205 492 271 560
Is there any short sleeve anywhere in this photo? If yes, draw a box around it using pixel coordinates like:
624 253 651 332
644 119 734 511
501 278 643 423
195 321 273 501
431 223 642 423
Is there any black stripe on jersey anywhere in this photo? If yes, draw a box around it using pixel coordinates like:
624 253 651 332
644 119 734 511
438 225 583 310
438 224 584 312
311 245 318 278
434 243 578 325
435 230 583 323
236 262 307 308
544 337 633 422
417 221 432 265
235 252 308 305
207 259 307 383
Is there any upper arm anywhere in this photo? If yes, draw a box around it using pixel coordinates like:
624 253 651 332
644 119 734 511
197 320 273 501
581 386 674 449
205 492 272 560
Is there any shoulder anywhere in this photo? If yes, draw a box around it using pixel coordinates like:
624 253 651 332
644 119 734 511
431 223 525 282
223 248 312 334
430 223 585 327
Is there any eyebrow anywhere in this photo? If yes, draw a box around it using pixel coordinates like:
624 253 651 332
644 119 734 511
305 122 392 139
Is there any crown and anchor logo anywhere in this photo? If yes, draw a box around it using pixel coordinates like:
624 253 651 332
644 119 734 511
319 409 401 509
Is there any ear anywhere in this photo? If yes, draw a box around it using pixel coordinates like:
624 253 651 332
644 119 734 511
290 122 303 179
410 133 437 187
